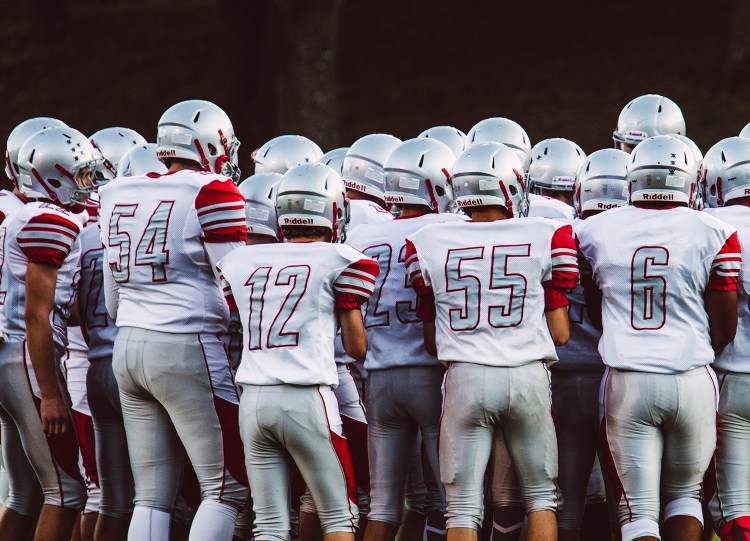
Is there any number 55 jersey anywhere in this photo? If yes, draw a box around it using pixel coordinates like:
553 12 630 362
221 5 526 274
576 205 740 373
405 217 579 366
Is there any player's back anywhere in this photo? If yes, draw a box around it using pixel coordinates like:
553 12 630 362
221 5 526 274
407 217 577 367
577 205 739 373
0 201 82 350
98 170 245 333
704 205 750 372
346 212 465 370
527 193 575 221
219 242 378 386
0 189 25 224
347 198 393 232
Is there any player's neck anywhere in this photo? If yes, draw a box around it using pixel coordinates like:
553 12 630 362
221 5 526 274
469 207 509 222
346 189 386 208
289 237 327 243
539 190 573 206
168 161 203 173
13 188 29 203
399 204 432 218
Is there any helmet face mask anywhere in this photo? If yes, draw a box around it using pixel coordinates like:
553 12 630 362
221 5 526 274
451 142 527 217
157 99 242 182
383 138 456 213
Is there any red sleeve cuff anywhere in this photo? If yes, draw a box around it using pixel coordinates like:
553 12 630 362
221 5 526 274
336 292 368 310
707 275 738 292
544 283 569 311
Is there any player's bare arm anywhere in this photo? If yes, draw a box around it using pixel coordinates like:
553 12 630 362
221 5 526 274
705 289 738 356
25 261 69 440
545 306 570 346
338 307 368 361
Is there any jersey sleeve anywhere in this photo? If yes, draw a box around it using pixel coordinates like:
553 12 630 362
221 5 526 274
195 179 247 243
216 265 238 312
333 259 380 309
543 224 579 310
707 231 741 291
17 212 81 267
404 238 436 321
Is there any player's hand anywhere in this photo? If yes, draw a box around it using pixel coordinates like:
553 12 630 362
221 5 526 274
40 397 70 440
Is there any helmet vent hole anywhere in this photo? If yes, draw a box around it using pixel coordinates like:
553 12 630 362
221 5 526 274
418 154 425 167
491 156 496 168
585 163 590 173
658 105 663 113
48 177 61 188
721 151 727 162
544 148 548 155
193 112 201 123
435 185 445 197
28 149 36 163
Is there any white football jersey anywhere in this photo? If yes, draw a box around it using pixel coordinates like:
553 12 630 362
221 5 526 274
78 223 118 361
346 198 393 233
346 212 466 370
406 218 578 367
704 206 750 373
555 218 603 371
218 242 379 386
0 202 82 353
527 194 575 221
577 205 740 373
98 170 246 333
0 190 24 224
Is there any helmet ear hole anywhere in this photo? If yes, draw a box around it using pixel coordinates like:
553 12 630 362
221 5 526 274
207 143 218 156
710 184 716 196
435 185 445 197
48 177 61 188
509 184 518 196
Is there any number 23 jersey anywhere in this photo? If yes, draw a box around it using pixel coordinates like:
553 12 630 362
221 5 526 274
577 205 740 373
217 242 380 386
405 218 579 367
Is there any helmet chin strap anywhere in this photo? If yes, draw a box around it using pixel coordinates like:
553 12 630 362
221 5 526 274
425 179 439 212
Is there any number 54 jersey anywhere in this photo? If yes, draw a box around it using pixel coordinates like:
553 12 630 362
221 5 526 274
217 242 380 387
577 205 740 374
98 170 246 333
405 218 579 367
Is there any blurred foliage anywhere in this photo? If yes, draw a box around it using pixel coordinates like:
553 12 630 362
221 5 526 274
1 0 748 189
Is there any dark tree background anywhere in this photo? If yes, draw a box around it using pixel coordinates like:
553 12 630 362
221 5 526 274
2 0 748 189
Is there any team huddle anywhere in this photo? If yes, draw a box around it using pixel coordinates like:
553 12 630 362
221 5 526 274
0 93 747 541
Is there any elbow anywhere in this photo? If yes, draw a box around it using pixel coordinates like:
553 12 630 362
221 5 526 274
344 334 367 362
552 329 570 347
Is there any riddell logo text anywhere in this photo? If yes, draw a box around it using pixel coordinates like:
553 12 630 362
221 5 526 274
386 196 405 203
458 199 483 207
344 180 367 192
642 193 674 201
282 218 314 225
597 203 619 209
745 188 750 195
156 150 176 157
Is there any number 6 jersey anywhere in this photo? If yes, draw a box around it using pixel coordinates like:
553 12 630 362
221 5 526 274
98 170 246 333
217 242 380 387
405 218 579 367
576 205 740 373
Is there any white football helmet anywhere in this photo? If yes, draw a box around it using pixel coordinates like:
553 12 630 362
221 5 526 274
116 143 168 177
466 117 532 171
6 117 69 187
252 135 323 175
16 127 103 207
276 163 349 242
701 137 750 208
238 172 284 240
528 138 586 194
740 122 750 139
418 126 466 158
613 94 685 149
628 135 697 205
341 134 402 201
90 127 147 179
319 147 349 175
452 142 527 217
156 99 241 182
383 138 455 213
574 149 629 216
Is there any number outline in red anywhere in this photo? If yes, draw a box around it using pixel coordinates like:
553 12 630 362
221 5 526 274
245 266 271 350
396 243 420 324
444 246 484 331
630 246 669 331
488 244 530 328
134 200 175 283
81 247 109 329
108 204 138 283
267 265 311 348
362 244 392 328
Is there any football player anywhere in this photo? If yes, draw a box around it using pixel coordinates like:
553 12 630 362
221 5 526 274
527 138 586 215
612 94 685 153
701 136 750 541
406 141 578 541
0 127 95 541
418 126 467 159
238 172 283 245
577 135 739 541
252 134 323 175
346 138 463 541
99 99 249 541
465 117 532 171
553 148 630 541
217 162 380 541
